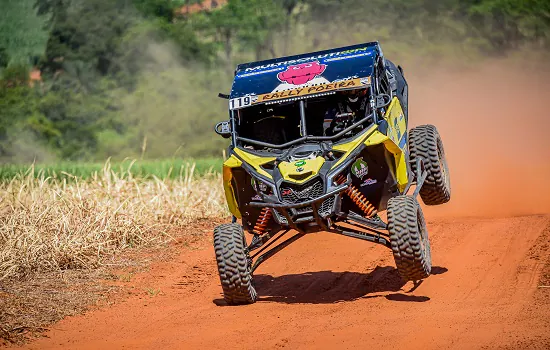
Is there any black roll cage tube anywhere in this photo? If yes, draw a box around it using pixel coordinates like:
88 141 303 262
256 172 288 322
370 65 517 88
233 99 378 149
227 51 388 151
227 57 389 150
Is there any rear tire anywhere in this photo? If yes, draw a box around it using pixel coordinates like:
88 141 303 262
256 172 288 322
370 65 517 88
213 223 257 305
409 124 451 205
387 196 431 281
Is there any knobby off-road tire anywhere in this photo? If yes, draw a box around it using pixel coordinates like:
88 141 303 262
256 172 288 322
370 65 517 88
387 196 432 281
213 223 257 305
409 124 451 205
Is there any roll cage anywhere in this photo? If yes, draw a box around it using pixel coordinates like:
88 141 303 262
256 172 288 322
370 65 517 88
216 47 394 151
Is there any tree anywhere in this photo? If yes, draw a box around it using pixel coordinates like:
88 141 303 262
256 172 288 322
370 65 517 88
0 49 9 69
0 0 49 66
133 0 175 22
467 0 550 51
192 0 285 72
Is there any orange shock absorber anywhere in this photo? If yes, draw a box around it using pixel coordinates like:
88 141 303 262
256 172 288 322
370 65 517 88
337 175 378 217
253 207 272 235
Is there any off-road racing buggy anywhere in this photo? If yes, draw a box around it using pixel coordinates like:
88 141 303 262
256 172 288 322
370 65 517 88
213 42 451 305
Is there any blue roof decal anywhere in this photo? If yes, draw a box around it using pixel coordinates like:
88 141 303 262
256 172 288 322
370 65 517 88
230 42 381 100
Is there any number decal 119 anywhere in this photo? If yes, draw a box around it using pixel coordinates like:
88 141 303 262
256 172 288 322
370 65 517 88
230 96 252 110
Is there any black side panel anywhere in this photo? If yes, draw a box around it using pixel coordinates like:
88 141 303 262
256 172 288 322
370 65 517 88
232 168 259 232
342 144 396 214
386 59 408 118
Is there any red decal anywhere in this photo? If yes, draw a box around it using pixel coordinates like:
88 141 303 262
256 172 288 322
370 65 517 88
277 61 327 85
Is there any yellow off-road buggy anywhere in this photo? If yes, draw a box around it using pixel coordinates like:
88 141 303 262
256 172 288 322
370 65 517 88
213 42 451 305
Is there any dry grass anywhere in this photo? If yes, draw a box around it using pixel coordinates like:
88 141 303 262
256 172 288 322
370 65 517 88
0 161 227 281
0 159 231 280
0 161 228 343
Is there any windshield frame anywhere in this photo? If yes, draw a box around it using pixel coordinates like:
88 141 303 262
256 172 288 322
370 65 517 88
232 89 377 150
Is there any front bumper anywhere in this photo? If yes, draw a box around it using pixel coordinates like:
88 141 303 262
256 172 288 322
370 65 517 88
248 183 349 231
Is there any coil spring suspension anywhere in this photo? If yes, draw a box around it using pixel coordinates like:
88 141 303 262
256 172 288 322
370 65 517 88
337 175 378 217
253 207 272 235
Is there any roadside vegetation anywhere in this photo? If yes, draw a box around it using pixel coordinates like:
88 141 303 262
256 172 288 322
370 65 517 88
1 0 549 163
0 158 222 181
0 162 226 281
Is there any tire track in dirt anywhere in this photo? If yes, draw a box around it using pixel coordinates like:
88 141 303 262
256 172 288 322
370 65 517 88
19 215 549 349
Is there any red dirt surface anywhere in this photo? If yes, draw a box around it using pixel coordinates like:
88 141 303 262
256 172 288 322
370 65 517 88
19 215 550 349
17 61 550 349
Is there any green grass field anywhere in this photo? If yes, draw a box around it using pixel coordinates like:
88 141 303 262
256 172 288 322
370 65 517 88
0 158 223 181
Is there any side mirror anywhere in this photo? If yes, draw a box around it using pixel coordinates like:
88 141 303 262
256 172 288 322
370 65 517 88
218 93 230 99
215 121 232 138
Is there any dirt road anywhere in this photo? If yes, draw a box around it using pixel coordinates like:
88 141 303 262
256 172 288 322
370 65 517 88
23 215 550 349
19 61 550 349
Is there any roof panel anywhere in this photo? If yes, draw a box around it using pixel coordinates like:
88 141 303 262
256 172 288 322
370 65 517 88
229 42 380 103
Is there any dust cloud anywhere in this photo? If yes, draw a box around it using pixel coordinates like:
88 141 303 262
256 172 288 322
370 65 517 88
407 59 550 217
104 42 230 159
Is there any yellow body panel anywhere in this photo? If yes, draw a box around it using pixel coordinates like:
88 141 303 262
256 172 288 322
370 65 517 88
385 97 407 150
383 97 409 191
278 156 325 184
233 148 276 179
331 124 378 169
361 130 407 190
222 155 242 218
364 130 390 147
391 149 408 192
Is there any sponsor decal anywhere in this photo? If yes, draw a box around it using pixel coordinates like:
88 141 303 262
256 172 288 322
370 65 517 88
229 77 371 109
272 61 329 92
251 194 262 201
360 178 378 187
296 167 304 172
237 67 283 78
229 94 257 110
277 61 326 85
351 158 369 179
332 76 359 82
324 51 373 62
284 187 312 200
242 46 372 73
259 78 368 103
294 160 306 167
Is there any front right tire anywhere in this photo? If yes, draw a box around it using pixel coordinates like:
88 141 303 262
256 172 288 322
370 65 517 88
213 223 257 305
387 195 432 281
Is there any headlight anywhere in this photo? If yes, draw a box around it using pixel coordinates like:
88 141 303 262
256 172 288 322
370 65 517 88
251 177 274 195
